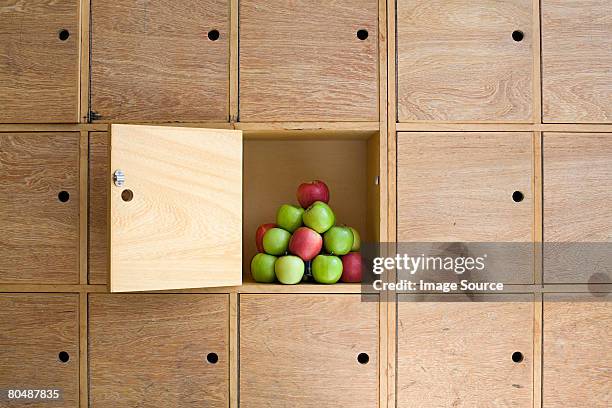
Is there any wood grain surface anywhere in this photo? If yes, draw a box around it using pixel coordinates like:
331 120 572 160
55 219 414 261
89 294 229 407
243 138 368 276
0 0 79 123
0 294 79 407
542 0 612 123
397 132 533 241
543 294 612 407
88 132 108 285
240 294 379 407
0 132 80 283
543 133 612 283
239 0 379 121
397 295 534 407
110 125 242 292
90 0 229 122
397 0 533 122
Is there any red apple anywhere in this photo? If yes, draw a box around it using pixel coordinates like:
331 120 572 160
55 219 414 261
289 227 323 261
255 223 276 253
296 180 330 209
341 252 363 283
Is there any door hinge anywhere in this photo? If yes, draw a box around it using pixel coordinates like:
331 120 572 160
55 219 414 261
89 110 102 121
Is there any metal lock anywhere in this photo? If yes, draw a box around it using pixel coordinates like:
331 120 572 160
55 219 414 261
113 169 126 187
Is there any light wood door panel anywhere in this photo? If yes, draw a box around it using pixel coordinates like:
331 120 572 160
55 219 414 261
397 132 533 241
543 294 611 407
0 132 79 284
89 294 229 407
88 132 109 285
90 0 229 122
240 294 379 407
0 294 79 407
239 0 378 121
109 125 242 292
0 0 79 122
543 133 612 283
397 295 534 407
397 0 533 122
542 0 612 123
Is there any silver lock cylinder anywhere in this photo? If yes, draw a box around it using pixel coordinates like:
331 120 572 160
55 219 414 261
113 169 125 187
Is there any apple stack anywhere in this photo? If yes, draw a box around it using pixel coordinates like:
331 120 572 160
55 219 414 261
251 180 363 285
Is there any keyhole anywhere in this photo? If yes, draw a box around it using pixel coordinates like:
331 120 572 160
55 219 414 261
357 29 369 40
357 352 369 364
512 30 524 42
58 29 70 41
58 351 70 363
206 352 219 364
512 351 524 363
121 189 134 202
58 191 70 202
512 191 524 202
208 29 220 41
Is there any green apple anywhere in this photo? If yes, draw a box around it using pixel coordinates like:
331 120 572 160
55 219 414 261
276 204 304 233
302 201 335 234
323 226 354 255
349 227 361 251
312 255 343 284
275 255 305 284
262 228 291 255
250 253 277 283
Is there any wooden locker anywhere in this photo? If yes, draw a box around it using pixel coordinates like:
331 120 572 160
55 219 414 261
0 294 79 407
0 0 79 122
397 295 534 407
543 294 611 407
89 294 229 407
239 0 379 121
88 132 109 285
397 0 533 122
240 294 379 407
0 132 79 284
542 0 612 123
90 0 229 122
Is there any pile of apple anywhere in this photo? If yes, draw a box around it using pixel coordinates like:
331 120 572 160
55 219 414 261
251 180 363 285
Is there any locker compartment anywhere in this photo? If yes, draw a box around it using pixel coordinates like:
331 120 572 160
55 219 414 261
542 0 612 123
0 0 79 122
0 294 79 407
240 294 379 407
397 294 534 407
397 0 533 122
89 294 229 407
397 132 534 283
0 132 80 284
543 294 611 407
90 0 229 122
239 0 379 121
543 133 612 283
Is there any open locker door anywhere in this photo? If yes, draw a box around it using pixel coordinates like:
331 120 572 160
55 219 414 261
108 124 242 292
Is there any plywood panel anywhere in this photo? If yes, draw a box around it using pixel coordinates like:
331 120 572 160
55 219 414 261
90 0 229 122
243 139 368 274
110 125 242 292
0 294 79 407
0 0 79 122
240 294 379 407
397 132 533 241
88 132 109 285
397 0 533 122
397 295 533 407
0 132 79 283
543 294 611 407
542 0 612 123
89 294 229 407
543 133 612 283
239 0 379 121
